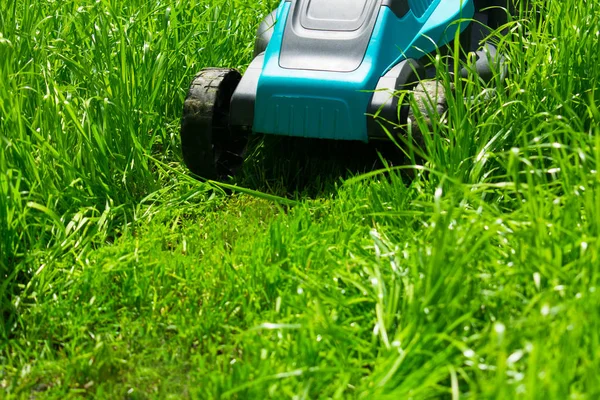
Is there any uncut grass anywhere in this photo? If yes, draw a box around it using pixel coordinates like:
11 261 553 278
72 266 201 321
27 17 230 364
0 0 277 327
1 0 600 398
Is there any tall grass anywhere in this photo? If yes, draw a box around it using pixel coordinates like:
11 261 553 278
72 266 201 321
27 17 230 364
0 0 276 332
1 0 599 397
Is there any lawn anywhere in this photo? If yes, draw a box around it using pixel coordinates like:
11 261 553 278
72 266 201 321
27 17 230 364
1 0 599 398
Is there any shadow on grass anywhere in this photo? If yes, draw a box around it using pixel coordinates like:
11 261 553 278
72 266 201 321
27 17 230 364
239 135 409 198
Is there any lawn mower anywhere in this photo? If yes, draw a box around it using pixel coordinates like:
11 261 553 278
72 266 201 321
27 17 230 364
181 0 510 179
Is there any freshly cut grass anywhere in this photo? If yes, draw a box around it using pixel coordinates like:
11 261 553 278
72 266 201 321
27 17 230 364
1 0 599 398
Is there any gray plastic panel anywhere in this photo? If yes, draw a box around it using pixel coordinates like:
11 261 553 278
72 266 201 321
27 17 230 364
229 54 264 128
367 59 424 138
300 0 379 31
279 0 414 72
279 0 382 72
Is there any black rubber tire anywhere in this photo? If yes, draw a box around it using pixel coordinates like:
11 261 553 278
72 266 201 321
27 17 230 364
407 81 450 137
253 10 278 57
180 68 249 180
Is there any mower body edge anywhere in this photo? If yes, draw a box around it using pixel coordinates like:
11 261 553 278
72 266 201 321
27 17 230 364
230 0 475 142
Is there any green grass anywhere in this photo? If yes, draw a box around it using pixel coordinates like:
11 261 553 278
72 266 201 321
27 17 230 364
1 0 600 398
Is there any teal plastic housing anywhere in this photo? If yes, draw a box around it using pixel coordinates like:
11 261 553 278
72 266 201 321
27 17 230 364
254 0 475 142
